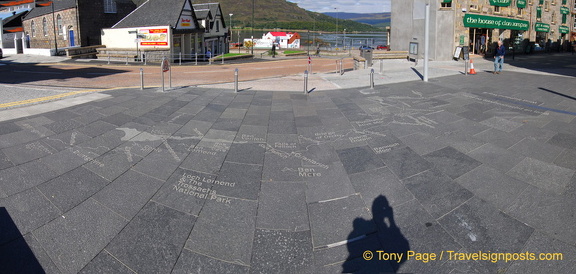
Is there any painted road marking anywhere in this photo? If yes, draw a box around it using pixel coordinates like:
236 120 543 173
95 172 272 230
0 88 115 108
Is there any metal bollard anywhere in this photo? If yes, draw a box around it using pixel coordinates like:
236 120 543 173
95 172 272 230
234 68 239 93
222 54 224 64
195 53 198 66
340 59 344 75
144 53 147 66
126 56 129 65
336 60 339 74
169 67 172 89
179 52 182 66
107 53 110 65
380 60 384 74
370 69 375 89
304 70 309 94
140 68 144 90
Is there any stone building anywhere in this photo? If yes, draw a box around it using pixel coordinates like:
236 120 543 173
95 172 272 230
21 0 136 54
391 0 576 61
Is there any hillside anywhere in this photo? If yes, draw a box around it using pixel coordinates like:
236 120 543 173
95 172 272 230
323 12 391 26
189 0 381 31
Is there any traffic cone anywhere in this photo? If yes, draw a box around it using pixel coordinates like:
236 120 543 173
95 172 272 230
469 60 477 75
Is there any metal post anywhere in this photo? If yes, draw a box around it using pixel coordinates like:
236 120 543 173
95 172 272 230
179 52 182 65
126 56 129 65
169 66 172 88
234 68 239 92
424 4 430 82
340 59 344 75
304 70 309 94
370 69 375 89
140 68 144 90
161 68 165 93
380 59 384 74
336 60 339 74
144 53 147 65
195 53 198 65
107 53 110 65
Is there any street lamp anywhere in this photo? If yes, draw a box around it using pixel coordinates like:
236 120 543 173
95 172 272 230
251 0 255 55
229 13 233 51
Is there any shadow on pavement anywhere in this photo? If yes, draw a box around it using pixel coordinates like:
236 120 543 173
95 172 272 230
539 87 576 102
343 195 410 273
482 52 576 77
0 207 44 273
0 60 130 85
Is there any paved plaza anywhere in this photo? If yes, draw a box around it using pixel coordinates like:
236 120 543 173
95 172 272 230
1 54 576 273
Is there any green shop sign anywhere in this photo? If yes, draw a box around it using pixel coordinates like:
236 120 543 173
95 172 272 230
490 0 511 7
517 0 526 8
442 0 452 2
463 14 529 31
559 26 570 34
535 22 550 32
560 7 570 15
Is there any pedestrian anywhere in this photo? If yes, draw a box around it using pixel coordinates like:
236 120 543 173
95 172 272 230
271 43 276 58
206 49 212 60
494 40 505 74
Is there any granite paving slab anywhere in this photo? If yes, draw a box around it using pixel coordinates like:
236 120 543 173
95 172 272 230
0 188 60 238
307 194 374 247
105 201 195 273
171 249 249 274
349 167 413 208
507 157 575 195
0 159 57 196
37 166 109 212
33 198 127 274
256 181 309 231
508 138 565 163
186 197 258 266
423 146 482 179
250 229 313 274
92 170 164 220
377 146 433 180
438 197 534 272
402 169 474 218
79 251 134 274
467 143 526 173
212 161 262 200
506 231 576 273
336 146 385 175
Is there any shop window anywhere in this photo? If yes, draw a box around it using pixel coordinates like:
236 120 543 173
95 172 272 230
31 20 35 37
494 6 501 13
42 17 47 36
57 14 63 35
441 0 452 8
518 8 524 16
104 0 117 13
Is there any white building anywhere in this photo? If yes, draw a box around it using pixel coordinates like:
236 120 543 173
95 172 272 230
246 31 301 49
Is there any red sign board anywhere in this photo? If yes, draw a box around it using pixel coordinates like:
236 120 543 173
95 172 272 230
162 58 170 72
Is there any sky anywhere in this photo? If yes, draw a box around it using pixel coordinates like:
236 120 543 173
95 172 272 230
287 0 390 14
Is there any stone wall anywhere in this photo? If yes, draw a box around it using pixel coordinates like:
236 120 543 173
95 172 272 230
22 8 79 51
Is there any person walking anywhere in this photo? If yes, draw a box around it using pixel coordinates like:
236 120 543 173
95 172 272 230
494 40 505 74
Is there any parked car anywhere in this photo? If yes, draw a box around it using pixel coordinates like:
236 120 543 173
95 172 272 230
376 45 388 50
359 45 374 50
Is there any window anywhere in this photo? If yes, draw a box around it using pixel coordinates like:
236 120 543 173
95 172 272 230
518 7 524 16
470 4 479 11
104 0 117 13
545 0 549 10
57 14 63 35
441 0 452 8
42 17 47 36
562 0 567 5
562 13 567 24
216 20 220 32
494 6 501 13
552 11 556 23
31 20 35 37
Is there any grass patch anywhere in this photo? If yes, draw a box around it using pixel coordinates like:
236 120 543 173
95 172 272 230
215 53 250 59
283 50 305 54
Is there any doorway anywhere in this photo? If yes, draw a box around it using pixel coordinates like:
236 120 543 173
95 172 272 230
469 28 491 55
69 29 75 47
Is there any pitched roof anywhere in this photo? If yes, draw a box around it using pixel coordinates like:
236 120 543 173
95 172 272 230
113 0 190 29
22 0 75 20
194 9 211 21
0 0 34 7
269 32 287 37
